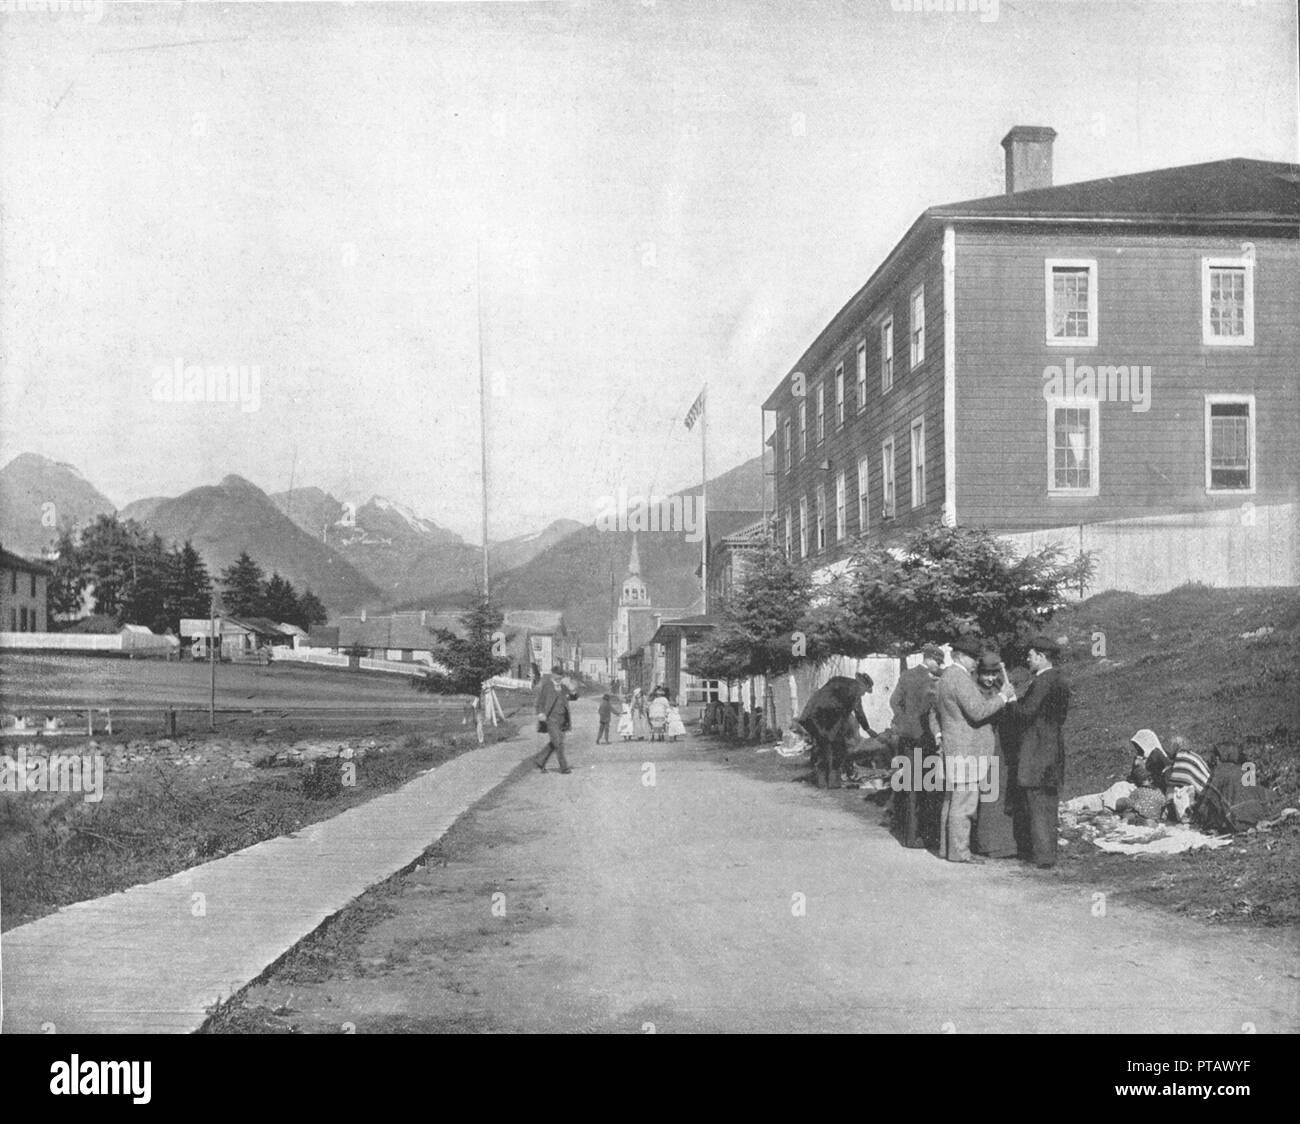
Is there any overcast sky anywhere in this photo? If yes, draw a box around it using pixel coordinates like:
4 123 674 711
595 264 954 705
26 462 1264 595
2 0 1296 541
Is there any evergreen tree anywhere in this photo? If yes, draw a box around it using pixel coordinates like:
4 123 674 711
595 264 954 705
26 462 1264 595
220 552 266 617
164 541 213 633
262 572 302 627
413 596 510 696
298 589 329 629
117 532 171 632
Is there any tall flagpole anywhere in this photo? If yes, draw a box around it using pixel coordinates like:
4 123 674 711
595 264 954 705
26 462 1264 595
700 382 708 603
477 240 489 599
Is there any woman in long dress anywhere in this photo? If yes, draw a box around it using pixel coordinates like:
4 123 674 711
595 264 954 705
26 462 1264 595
973 651 1021 859
616 695 635 741
631 687 648 740
666 699 686 741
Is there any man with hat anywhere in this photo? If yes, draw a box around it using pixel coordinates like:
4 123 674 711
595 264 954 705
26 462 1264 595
888 645 944 847
930 634 1015 863
1007 634 1071 867
795 670 879 789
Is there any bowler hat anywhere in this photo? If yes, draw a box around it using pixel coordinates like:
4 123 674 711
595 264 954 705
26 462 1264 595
1027 634 1061 658
976 651 1002 673
950 634 983 659
921 645 945 664
854 670 875 690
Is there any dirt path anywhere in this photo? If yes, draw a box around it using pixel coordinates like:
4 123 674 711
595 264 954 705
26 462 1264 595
223 705 1300 1033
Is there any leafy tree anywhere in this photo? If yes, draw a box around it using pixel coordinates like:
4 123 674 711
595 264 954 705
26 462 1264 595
220 552 266 618
687 539 812 730
298 589 329 629
817 523 1094 660
413 596 510 696
46 528 87 621
76 514 139 618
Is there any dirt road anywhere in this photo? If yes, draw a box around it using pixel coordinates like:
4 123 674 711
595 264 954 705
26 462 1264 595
221 704 1300 1033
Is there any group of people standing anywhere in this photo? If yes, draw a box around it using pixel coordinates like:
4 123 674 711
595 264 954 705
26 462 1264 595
890 633 1070 867
597 686 685 743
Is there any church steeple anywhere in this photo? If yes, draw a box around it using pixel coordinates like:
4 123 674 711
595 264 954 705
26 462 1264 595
620 534 648 605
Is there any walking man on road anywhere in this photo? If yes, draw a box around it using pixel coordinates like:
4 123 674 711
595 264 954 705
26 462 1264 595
1007 634 1070 867
596 694 613 744
534 665 578 774
931 635 1014 863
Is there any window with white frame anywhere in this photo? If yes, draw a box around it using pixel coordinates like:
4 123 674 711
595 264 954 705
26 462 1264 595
815 484 826 551
856 455 869 535
880 316 894 393
1045 259 1098 346
1048 399 1100 495
910 418 926 508
1202 257 1254 346
881 437 896 518
835 470 846 541
784 510 792 558
799 402 807 459
909 286 925 368
799 497 808 558
783 418 792 472
855 340 867 412
1205 395 1255 493
834 364 845 428
816 383 825 444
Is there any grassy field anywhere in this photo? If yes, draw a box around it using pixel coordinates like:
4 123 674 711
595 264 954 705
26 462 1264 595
0 656 532 930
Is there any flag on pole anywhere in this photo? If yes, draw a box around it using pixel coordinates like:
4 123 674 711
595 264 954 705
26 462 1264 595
684 387 706 430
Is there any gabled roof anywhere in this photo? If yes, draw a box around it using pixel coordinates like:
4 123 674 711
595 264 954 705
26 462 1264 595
706 510 765 546
649 614 720 645
337 611 464 650
0 547 52 575
230 616 292 638
504 609 566 634
765 157 1300 409
932 158 1300 223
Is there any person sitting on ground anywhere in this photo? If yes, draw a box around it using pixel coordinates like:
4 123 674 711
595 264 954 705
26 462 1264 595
1165 734 1211 821
1115 751 1168 824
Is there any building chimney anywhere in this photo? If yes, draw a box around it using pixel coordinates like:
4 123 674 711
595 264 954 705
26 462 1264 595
1001 126 1056 195
420 610 427 627
360 608 366 622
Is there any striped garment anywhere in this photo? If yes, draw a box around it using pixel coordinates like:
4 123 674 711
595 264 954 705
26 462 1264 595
1168 749 1211 795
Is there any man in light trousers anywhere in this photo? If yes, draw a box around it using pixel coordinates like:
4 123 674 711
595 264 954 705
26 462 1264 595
929 634 1015 863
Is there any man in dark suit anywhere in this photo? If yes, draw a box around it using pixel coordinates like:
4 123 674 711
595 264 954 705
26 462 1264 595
888 645 943 848
1008 635 1070 867
795 672 879 788
533 665 578 774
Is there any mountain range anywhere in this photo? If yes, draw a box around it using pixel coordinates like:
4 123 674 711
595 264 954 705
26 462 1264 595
0 452 765 632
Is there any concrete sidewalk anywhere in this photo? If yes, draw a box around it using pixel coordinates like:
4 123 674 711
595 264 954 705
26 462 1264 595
1 725 544 1033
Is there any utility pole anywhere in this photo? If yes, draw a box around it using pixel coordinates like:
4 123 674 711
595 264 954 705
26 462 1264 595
208 594 217 731
476 239 490 599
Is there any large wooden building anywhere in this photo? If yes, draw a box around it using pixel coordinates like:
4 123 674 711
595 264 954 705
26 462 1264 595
763 128 1299 591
